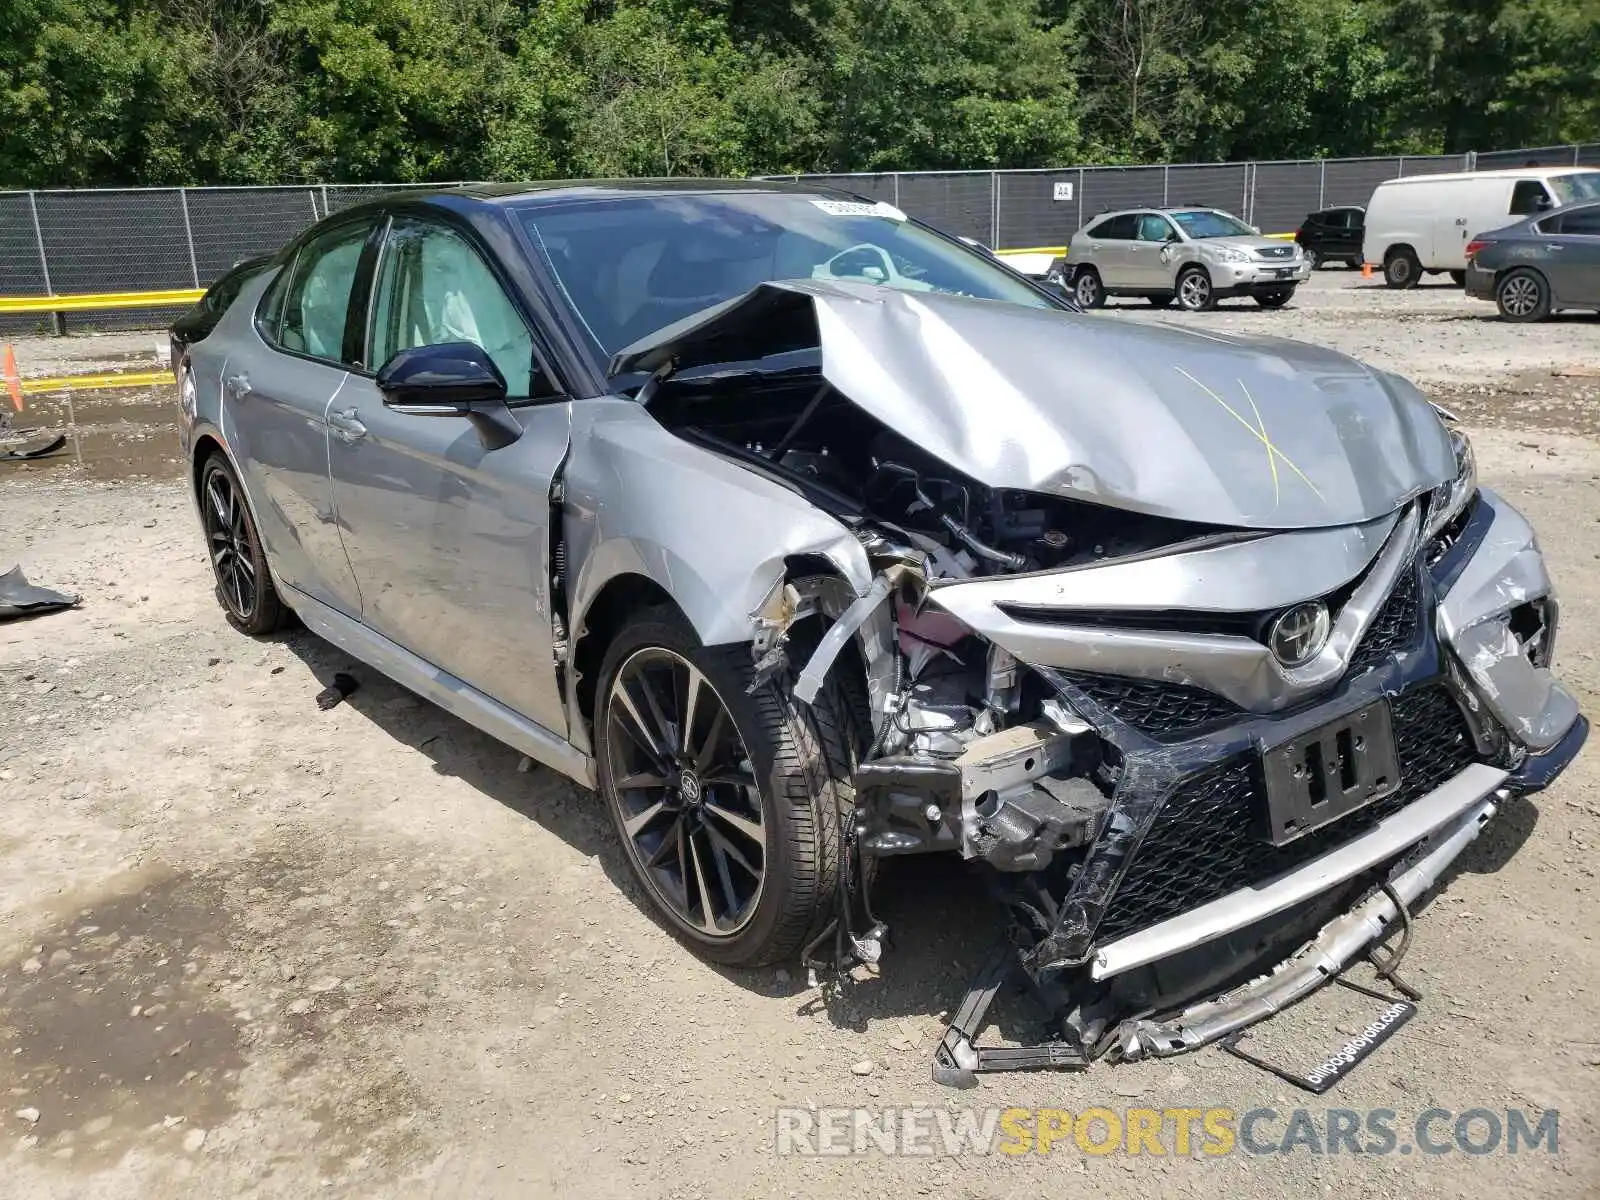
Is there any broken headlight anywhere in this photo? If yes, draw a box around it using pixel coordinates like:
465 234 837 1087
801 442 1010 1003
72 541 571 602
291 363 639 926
1423 427 1477 545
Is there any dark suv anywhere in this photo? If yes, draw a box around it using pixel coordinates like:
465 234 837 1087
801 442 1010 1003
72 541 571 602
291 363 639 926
1295 206 1365 269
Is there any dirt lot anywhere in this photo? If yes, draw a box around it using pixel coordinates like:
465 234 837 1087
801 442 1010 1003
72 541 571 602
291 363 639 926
2 270 1599 1197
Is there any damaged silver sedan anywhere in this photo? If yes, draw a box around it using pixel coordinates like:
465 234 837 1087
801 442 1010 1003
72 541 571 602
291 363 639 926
176 181 1586 1085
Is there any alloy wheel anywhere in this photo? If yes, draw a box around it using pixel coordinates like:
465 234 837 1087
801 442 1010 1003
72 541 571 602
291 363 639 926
1499 274 1541 319
604 647 767 937
202 466 257 620
1178 270 1210 310
1074 272 1101 308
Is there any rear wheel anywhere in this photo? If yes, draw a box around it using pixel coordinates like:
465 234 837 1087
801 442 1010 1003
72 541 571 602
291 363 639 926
198 452 288 636
1254 288 1294 309
1383 246 1421 289
1495 268 1551 323
1449 269 1467 286
1073 268 1105 309
1176 266 1215 312
595 607 857 967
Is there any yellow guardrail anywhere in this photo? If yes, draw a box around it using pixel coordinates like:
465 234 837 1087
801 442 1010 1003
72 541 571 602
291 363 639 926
0 288 205 315
19 370 175 395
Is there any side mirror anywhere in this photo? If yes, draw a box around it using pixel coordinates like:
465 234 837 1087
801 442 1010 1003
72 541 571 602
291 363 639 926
376 342 520 449
1166 230 1182 243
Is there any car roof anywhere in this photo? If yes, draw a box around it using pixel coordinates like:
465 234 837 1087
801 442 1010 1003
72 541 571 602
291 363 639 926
1375 166 1600 187
332 177 841 216
1084 206 1231 221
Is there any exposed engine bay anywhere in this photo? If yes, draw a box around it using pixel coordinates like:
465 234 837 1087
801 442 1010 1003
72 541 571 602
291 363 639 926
622 281 1583 1088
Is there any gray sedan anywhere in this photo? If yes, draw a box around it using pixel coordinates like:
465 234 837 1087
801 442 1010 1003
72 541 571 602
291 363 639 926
1465 199 1600 320
175 180 1585 1084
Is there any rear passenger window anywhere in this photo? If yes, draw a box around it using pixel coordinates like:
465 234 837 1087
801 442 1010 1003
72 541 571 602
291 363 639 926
260 221 371 364
1509 180 1553 215
1088 214 1137 239
1558 208 1600 235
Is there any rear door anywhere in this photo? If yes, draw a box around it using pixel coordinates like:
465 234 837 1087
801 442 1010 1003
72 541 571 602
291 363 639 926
1548 205 1600 306
326 212 574 735
1086 214 1138 286
224 218 374 615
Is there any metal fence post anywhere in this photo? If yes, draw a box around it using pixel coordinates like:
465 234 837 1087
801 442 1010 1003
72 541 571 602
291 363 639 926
990 171 999 249
892 173 900 208
179 187 200 288
1162 164 1170 206
1398 156 1406 178
1241 164 1250 221
1318 159 1326 209
1077 168 1085 232
1576 144 1583 166
27 191 63 335
321 183 331 219
308 188 320 221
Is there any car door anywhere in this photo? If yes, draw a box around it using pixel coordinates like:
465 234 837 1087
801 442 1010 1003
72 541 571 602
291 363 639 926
1131 213 1179 288
1330 209 1362 259
224 218 371 615
326 213 573 736
1547 205 1600 306
1086 214 1137 287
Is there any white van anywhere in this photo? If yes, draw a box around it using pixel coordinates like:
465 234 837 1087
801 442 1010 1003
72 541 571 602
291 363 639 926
1362 166 1600 287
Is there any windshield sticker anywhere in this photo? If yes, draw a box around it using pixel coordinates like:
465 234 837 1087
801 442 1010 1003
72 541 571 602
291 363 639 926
809 199 908 221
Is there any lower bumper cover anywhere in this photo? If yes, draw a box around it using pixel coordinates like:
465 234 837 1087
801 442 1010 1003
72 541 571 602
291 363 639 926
1113 784 1507 1059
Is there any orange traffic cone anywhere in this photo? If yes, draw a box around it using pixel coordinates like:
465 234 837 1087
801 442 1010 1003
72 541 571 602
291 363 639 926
2 345 22 412
1361 262 1373 280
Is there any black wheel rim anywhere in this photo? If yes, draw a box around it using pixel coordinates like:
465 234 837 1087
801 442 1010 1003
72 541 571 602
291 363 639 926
604 647 766 937
203 468 256 619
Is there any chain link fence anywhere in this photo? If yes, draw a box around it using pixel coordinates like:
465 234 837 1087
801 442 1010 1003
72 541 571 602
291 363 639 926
2 140 1596 334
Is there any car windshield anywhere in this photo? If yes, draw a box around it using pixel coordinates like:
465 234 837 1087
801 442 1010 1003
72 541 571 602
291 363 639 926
1171 210 1256 238
515 192 1051 365
1550 173 1600 205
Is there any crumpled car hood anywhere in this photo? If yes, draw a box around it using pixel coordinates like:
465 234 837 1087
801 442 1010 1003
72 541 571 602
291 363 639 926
611 279 1455 531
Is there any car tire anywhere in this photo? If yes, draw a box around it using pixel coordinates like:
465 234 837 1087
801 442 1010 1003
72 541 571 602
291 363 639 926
1305 248 1322 270
1345 257 1362 270
1495 268 1552 323
1449 269 1467 286
1147 294 1174 308
1383 246 1421 289
1254 289 1294 309
198 452 289 636
594 606 861 967
1175 266 1215 312
1073 268 1105 309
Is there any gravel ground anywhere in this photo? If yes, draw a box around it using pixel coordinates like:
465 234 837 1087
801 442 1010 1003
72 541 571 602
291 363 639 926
2 270 1598 1197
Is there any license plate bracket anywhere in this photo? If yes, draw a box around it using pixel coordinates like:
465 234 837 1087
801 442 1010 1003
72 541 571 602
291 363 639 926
1258 700 1401 845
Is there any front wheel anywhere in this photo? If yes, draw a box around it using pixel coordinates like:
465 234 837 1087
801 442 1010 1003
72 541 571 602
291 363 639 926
1304 247 1322 270
594 608 856 966
1384 246 1421 289
1176 266 1215 312
1254 288 1294 309
1496 268 1551 323
198 452 288 635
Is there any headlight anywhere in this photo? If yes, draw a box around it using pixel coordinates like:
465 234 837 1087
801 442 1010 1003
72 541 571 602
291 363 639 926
1423 427 1477 543
1216 246 1251 263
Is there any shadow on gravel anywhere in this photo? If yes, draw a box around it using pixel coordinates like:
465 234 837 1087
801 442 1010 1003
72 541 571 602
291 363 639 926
276 630 1024 1035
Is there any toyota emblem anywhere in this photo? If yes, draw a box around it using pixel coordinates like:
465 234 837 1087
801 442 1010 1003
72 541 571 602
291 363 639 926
1268 601 1331 667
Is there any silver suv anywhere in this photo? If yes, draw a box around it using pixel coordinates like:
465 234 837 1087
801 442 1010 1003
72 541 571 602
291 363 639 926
1061 207 1310 311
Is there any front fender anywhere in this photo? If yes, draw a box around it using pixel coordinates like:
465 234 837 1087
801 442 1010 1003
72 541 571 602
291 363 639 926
562 398 872 650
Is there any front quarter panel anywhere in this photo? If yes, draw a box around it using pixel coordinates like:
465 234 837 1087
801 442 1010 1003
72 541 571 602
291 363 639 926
562 400 873 655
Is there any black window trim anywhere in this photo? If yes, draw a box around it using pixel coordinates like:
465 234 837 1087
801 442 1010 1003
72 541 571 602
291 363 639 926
253 213 381 372
360 208 570 406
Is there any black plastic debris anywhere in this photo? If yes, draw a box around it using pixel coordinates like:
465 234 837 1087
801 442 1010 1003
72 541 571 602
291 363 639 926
316 672 359 711
0 434 67 462
0 565 79 621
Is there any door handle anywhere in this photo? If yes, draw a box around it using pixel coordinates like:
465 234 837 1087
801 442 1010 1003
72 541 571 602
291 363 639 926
224 372 251 399
1545 244 1565 252
328 407 368 444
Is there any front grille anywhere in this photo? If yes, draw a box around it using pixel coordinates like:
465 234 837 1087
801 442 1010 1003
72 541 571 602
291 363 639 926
1061 673 1242 739
1348 569 1421 673
1257 244 1295 259
1092 684 1478 943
